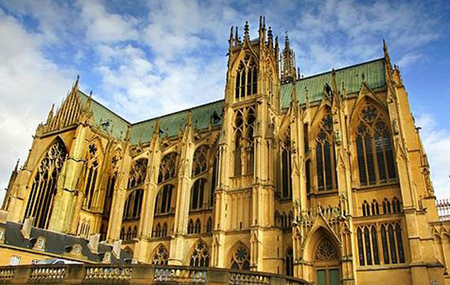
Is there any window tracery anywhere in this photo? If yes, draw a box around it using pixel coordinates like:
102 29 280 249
233 107 256 176
152 244 169 265
158 153 177 183
190 240 210 267
281 130 292 199
230 245 250 270
315 113 338 191
357 223 404 266
356 103 397 186
314 237 339 261
123 189 144 220
191 178 206 210
235 55 258 100
24 139 67 229
285 247 294 277
155 184 174 215
128 158 148 189
192 146 208 176
103 174 116 216
84 143 100 210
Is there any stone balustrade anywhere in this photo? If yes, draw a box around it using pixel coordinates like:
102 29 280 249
0 264 308 284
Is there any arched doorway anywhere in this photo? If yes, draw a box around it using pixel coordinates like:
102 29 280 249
313 237 341 285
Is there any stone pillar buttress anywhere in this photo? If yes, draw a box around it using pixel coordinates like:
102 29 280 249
106 144 131 242
48 123 89 233
169 117 195 265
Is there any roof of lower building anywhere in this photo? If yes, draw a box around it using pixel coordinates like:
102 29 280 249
0 222 132 264
75 58 386 144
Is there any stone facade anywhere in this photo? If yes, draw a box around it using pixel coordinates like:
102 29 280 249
2 18 450 285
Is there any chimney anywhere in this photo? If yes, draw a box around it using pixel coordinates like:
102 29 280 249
112 240 122 258
88 234 100 254
21 217 34 239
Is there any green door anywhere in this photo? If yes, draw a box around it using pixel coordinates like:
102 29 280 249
317 269 327 285
329 268 340 285
316 268 340 285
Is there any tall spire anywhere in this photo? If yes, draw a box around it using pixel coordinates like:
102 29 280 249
281 32 297 84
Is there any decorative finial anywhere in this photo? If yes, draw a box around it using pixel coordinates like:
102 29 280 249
268 26 273 41
244 21 249 40
14 159 20 172
235 26 239 43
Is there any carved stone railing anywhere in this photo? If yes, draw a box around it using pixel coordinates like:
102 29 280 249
85 266 132 281
0 264 309 284
154 267 207 283
229 272 270 284
30 267 66 280
436 199 450 221
0 268 14 281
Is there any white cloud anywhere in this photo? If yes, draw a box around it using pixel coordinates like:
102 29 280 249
0 9 73 202
78 0 139 43
416 114 450 199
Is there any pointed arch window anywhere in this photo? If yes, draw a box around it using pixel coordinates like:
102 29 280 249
233 106 256 177
356 225 380 266
315 114 338 191
285 247 294 277
356 104 397 186
84 143 100 210
188 219 194 234
24 139 67 229
392 197 401 213
194 219 201 233
190 240 210 267
155 184 174 215
235 56 257 100
191 178 206 210
230 245 250 270
383 198 391 214
152 244 169 265
381 223 408 264
206 217 213 233
128 158 148 189
123 189 144 220
192 146 208 176
281 131 292 199
158 153 177 184
103 174 116 216
210 156 218 207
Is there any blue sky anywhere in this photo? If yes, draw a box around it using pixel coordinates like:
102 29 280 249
0 0 449 200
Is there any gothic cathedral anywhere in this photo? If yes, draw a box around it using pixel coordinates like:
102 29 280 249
3 19 450 285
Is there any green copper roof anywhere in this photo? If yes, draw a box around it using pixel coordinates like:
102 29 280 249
75 58 385 144
130 100 223 145
280 58 386 109
78 91 130 140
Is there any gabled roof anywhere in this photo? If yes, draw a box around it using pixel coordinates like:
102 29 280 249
75 58 386 144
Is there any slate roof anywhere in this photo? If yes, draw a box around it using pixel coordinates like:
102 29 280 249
0 222 132 264
280 58 386 109
75 58 386 144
